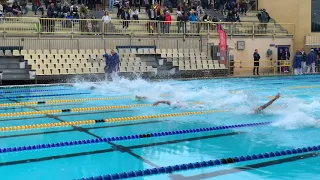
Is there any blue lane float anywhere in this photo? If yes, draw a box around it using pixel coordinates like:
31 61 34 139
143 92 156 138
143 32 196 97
0 84 65 89
0 122 271 154
0 92 90 99
78 145 320 180
0 88 70 94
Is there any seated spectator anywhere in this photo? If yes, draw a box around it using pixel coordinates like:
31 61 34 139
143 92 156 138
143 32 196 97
70 3 79 18
47 3 55 18
62 3 70 18
131 7 139 20
33 0 44 16
11 2 21 17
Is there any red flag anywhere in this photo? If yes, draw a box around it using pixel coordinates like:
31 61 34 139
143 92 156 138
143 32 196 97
218 29 227 65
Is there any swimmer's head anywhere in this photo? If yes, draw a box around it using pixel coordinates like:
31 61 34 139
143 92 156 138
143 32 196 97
90 86 96 90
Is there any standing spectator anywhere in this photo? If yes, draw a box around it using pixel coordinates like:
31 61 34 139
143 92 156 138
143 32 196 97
196 2 204 20
293 50 302 75
300 48 307 74
278 48 284 73
307 49 317 74
102 11 111 34
131 7 139 20
109 0 114 11
284 48 290 73
189 11 197 34
180 12 188 33
121 7 130 32
164 11 171 34
253 49 260 75
239 0 248 16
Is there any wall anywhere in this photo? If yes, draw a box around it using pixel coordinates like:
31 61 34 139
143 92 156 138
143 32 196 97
209 37 293 75
0 37 202 51
258 0 316 51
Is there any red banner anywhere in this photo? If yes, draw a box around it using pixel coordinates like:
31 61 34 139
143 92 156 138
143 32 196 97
218 29 227 65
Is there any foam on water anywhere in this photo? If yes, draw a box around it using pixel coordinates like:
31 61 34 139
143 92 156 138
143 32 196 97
72 76 320 129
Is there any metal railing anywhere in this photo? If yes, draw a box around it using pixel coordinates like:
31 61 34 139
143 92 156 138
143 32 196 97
0 17 294 37
230 59 294 75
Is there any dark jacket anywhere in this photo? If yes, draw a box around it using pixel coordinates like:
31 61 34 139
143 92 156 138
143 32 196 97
253 52 260 61
307 51 317 65
300 51 307 62
121 10 130 20
47 7 55 18
293 53 302 68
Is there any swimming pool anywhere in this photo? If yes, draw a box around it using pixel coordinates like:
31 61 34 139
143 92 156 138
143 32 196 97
0 75 320 180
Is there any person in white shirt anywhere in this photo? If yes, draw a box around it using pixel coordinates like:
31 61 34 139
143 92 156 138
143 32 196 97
131 7 139 20
102 11 111 34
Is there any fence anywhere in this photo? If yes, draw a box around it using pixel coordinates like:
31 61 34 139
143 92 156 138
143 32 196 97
0 17 294 37
231 60 293 75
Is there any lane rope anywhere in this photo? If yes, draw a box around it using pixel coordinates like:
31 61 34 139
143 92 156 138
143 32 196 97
0 88 70 94
0 92 90 99
0 102 204 118
78 144 320 180
0 122 270 154
0 84 65 89
0 94 171 107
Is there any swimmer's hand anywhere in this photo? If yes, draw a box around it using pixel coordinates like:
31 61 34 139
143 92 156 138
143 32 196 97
275 93 280 99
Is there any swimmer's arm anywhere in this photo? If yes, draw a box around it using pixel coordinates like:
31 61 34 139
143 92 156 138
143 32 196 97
153 101 171 106
255 93 280 113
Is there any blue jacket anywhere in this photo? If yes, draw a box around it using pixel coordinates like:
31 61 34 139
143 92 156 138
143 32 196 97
293 53 302 69
189 14 197 23
307 51 317 65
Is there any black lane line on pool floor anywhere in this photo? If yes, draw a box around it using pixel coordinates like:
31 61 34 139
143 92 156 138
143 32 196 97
170 152 320 180
2 95 166 173
0 132 242 167
0 120 170 139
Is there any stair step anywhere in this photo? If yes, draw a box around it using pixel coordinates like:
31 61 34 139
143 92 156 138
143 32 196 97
2 74 30 80
0 69 29 74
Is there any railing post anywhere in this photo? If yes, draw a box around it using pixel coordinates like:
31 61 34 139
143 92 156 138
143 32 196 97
38 18 41 39
273 23 276 39
252 23 255 39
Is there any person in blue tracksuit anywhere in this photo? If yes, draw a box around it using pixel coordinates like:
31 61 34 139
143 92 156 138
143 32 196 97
293 50 302 75
307 49 317 74
104 50 120 80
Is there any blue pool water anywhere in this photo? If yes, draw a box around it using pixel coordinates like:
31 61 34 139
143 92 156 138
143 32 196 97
1 75 320 180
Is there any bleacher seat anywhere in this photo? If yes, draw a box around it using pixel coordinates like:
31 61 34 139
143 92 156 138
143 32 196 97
5 50 12 56
13 50 20 56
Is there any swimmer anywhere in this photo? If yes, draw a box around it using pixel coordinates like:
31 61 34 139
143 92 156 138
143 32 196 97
135 96 147 101
254 93 280 113
153 100 188 108
90 86 96 90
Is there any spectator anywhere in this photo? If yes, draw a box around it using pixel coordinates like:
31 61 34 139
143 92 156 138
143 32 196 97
11 2 21 17
0 4 2 18
164 11 171 34
284 48 290 73
307 49 317 74
300 48 307 74
102 11 111 33
62 3 70 18
47 3 55 18
121 7 130 32
293 50 302 75
278 48 284 73
189 11 197 34
79 4 89 17
109 0 115 12
180 12 188 33
33 0 44 16
196 2 204 20
131 7 139 20
253 49 260 75
88 0 95 10
239 0 248 16
54 3 62 18
70 3 79 18
95 0 102 10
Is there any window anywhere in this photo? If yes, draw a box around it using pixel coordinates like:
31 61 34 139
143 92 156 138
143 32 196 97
312 0 320 32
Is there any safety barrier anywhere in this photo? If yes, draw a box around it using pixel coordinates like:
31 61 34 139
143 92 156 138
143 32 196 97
0 92 90 99
1 17 294 37
0 109 227 131
0 122 270 154
0 88 69 94
79 144 320 179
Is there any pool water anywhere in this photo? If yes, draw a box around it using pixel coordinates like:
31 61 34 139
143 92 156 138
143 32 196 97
0 75 320 180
